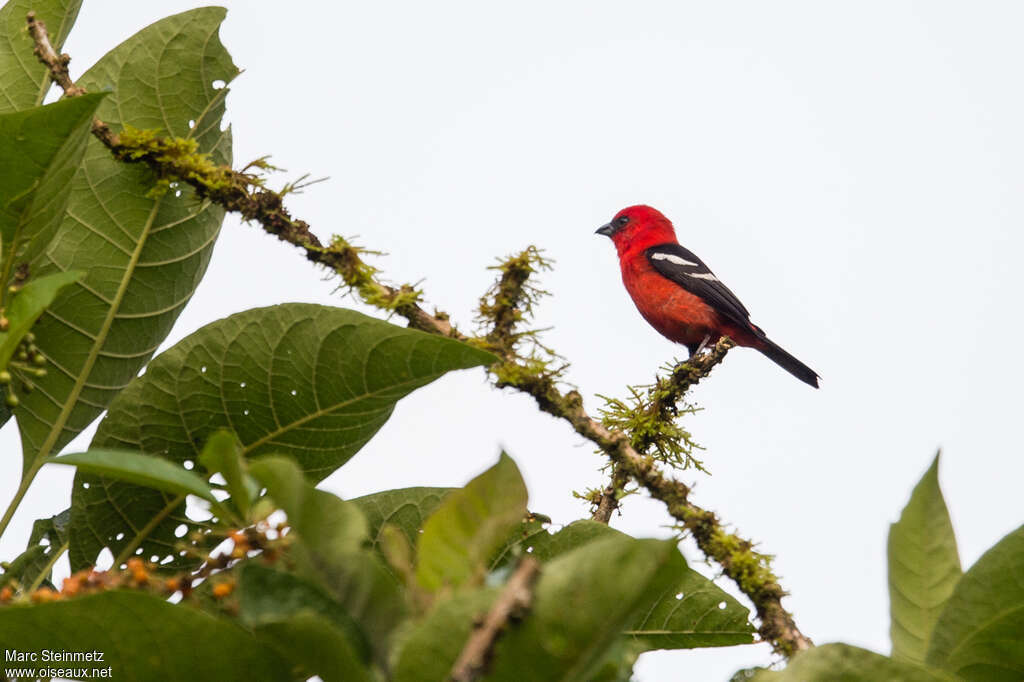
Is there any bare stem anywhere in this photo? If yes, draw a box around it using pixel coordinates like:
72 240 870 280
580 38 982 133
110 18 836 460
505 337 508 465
449 557 541 682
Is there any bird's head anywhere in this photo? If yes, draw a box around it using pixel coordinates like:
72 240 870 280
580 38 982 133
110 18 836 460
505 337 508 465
596 205 677 256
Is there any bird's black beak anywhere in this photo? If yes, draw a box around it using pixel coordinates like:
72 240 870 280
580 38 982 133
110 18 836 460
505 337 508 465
595 223 614 237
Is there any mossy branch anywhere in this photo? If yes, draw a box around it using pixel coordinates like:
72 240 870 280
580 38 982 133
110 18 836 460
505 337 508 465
592 338 735 522
26 13 811 658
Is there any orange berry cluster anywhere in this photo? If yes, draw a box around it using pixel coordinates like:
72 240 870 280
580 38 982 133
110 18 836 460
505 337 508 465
0 523 288 607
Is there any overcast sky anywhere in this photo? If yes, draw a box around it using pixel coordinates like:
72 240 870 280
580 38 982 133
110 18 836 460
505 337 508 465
2 1 1023 679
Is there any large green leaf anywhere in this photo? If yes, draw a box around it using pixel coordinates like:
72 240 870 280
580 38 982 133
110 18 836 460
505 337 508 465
0 0 82 113
51 449 222 505
416 453 528 592
488 536 688 681
0 591 290 681
0 94 102 268
926 524 1024 679
253 613 373 682
250 456 369 563
525 520 754 650
350 486 452 550
751 643 959 682
237 562 372 681
889 453 962 664
392 587 499 682
68 304 493 570
15 7 237 478
626 564 754 650
250 456 407 664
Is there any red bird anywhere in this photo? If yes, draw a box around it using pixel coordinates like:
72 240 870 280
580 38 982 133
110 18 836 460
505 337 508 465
597 205 819 388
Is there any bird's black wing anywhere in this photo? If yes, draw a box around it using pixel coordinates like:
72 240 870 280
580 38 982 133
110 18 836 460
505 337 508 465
645 243 756 331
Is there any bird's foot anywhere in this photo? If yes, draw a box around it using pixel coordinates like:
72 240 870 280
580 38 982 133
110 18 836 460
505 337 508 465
691 334 713 357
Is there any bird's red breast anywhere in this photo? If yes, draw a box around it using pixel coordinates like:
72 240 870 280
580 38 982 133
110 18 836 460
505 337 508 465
619 253 761 349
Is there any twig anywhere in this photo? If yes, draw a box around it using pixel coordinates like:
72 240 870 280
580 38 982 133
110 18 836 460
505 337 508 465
26 15 812 657
592 338 734 522
449 557 541 682
25 12 452 337
591 467 630 524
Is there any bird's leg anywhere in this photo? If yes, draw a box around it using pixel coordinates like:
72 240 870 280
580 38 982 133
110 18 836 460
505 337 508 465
691 333 712 357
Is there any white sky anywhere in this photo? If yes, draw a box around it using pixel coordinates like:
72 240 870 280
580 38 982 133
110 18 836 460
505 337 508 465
2 1 1023 679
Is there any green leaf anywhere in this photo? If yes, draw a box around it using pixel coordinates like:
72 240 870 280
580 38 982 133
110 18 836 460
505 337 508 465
392 587 500 682
517 520 755 650
487 536 689 681
237 561 372 678
0 94 103 267
626 565 755 650
250 456 369 561
519 519 618 561
0 545 45 589
416 453 528 591
487 512 552 571
254 613 373 682
10 507 70 590
67 305 493 572
0 0 82 113
926 524 1024 679
350 486 452 550
199 429 250 518
249 456 407 663
889 453 962 664
16 7 237 477
0 591 290 681
751 643 959 681
0 270 81 369
50 449 220 504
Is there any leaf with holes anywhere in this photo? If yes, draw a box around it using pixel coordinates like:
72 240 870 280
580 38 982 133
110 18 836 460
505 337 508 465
625 565 754 650
350 486 452 550
14 7 237 491
67 304 493 570
521 520 754 649
0 590 291 681
0 0 82 113
888 453 961 664
51 450 223 505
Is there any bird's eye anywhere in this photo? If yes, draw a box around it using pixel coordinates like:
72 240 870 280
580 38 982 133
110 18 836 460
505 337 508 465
615 215 630 227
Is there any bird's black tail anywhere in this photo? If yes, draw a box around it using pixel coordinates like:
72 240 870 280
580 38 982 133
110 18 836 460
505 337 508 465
756 337 820 388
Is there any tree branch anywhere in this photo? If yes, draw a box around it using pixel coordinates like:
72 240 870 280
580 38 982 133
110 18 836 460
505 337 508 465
449 557 541 682
591 338 735 522
26 15 812 657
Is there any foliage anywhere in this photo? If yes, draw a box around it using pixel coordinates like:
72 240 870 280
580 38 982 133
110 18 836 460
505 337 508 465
0 2 1018 681
750 454 1024 681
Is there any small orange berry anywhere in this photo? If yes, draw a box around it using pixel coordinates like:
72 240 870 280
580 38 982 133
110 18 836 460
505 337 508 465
61 576 83 596
0 586 13 602
211 581 235 598
31 587 57 603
